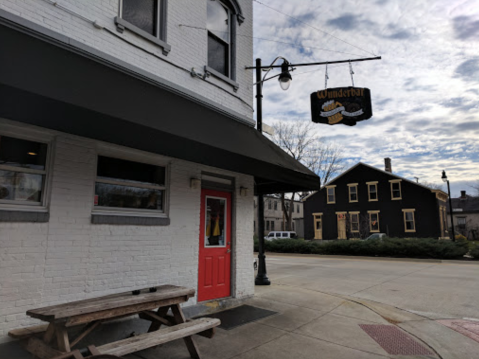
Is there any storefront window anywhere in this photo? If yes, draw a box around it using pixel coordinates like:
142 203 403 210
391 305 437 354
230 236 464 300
95 156 166 212
0 136 48 205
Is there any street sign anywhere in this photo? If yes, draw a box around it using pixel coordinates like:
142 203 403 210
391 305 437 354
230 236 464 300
310 87 372 126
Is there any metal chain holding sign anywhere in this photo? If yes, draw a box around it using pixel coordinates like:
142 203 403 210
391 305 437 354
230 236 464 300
349 61 355 87
325 64 329 88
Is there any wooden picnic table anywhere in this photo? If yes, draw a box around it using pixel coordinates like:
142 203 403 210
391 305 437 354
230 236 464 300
9 285 220 359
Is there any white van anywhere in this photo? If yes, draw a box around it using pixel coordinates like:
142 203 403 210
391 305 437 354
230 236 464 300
265 231 298 241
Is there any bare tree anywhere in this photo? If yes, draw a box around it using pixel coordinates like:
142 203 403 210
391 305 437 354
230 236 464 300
420 181 444 191
470 181 479 197
271 121 345 231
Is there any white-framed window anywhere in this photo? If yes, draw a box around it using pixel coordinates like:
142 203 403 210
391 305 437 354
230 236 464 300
271 221 275 231
367 181 378 201
207 0 233 78
390 179 402 200
349 212 360 232
326 185 336 204
403 209 416 232
0 135 51 209
348 183 358 203
268 199 272 210
94 155 168 216
266 220 270 231
116 0 170 54
274 201 277 210
457 217 466 227
368 210 380 232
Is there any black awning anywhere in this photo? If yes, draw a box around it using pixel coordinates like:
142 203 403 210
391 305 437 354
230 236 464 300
0 17 320 194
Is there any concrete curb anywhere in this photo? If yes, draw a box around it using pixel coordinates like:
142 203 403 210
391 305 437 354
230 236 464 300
255 252 479 265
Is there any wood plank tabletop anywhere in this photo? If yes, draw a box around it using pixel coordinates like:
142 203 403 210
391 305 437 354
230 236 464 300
27 285 195 322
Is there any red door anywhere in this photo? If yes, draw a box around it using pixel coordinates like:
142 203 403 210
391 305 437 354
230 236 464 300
198 189 232 302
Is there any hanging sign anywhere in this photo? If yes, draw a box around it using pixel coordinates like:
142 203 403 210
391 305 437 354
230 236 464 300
310 87 372 126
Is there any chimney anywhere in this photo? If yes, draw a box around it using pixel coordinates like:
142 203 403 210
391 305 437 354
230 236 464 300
461 190 467 199
384 158 392 173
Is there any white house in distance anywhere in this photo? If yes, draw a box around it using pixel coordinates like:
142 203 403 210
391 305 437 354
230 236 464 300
0 0 319 345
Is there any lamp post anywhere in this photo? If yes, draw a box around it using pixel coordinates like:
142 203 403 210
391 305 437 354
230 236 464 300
254 57 292 286
249 55 381 285
442 170 455 241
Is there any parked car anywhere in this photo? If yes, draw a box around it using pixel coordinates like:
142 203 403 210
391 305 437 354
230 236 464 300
363 233 387 241
265 231 298 241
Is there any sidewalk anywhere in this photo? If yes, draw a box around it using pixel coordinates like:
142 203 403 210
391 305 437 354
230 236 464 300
128 283 479 359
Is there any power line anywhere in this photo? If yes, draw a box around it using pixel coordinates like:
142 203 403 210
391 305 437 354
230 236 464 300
253 0 377 57
179 25 365 57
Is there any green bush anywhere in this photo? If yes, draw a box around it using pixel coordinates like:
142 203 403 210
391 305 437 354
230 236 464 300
470 244 479 260
253 237 469 259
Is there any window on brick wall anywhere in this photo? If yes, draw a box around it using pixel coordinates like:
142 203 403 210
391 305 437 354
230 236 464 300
116 0 170 54
94 156 168 215
0 135 49 207
205 0 242 89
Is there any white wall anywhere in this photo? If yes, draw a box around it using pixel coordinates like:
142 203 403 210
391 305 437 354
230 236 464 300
0 0 254 120
0 119 255 342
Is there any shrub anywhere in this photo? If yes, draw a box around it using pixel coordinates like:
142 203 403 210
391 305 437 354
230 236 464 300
253 237 469 259
470 244 479 260
455 234 467 242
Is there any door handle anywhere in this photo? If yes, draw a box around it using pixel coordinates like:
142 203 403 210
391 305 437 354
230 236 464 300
227 249 231 253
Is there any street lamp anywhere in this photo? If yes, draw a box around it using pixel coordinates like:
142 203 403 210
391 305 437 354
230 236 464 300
247 55 382 285
253 57 293 286
442 170 456 241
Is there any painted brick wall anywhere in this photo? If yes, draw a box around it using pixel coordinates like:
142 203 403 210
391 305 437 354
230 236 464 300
0 119 255 343
0 0 254 120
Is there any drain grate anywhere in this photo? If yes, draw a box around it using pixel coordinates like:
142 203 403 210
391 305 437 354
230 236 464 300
359 324 433 356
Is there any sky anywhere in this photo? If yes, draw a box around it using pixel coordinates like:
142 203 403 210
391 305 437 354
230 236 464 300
251 0 479 197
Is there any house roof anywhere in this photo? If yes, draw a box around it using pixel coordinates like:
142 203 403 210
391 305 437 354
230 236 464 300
447 196 479 213
303 162 447 200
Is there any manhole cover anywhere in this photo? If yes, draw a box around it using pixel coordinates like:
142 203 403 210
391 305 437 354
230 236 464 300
359 324 433 356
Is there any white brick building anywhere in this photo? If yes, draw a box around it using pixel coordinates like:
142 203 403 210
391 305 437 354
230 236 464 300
0 0 319 347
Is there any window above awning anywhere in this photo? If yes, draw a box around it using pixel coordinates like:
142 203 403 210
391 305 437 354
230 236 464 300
0 12 320 194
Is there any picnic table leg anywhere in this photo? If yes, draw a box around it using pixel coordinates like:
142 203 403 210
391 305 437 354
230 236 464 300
55 324 71 353
171 304 201 359
148 306 170 333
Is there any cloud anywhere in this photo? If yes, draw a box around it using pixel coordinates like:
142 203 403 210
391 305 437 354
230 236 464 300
253 0 479 187
456 121 479 132
455 58 479 82
453 16 479 40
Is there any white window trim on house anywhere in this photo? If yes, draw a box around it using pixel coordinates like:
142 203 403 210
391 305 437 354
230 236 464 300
93 143 171 219
347 183 358 203
402 208 416 233
389 179 402 200
115 0 171 55
349 211 360 233
366 181 378 202
326 185 336 204
368 210 380 233
0 120 55 214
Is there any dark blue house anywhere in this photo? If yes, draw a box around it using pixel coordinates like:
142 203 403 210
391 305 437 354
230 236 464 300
304 160 449 240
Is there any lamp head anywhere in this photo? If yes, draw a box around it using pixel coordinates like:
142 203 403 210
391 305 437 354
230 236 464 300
441 170 447 183
278 60 292 91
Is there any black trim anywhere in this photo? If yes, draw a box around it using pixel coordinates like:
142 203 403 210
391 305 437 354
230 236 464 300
91 214 170 226
0 210 49 222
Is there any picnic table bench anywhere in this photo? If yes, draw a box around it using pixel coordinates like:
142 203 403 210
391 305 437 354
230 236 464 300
8 285 220 359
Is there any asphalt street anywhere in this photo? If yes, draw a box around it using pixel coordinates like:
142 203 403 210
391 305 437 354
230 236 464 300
264 254 479 320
